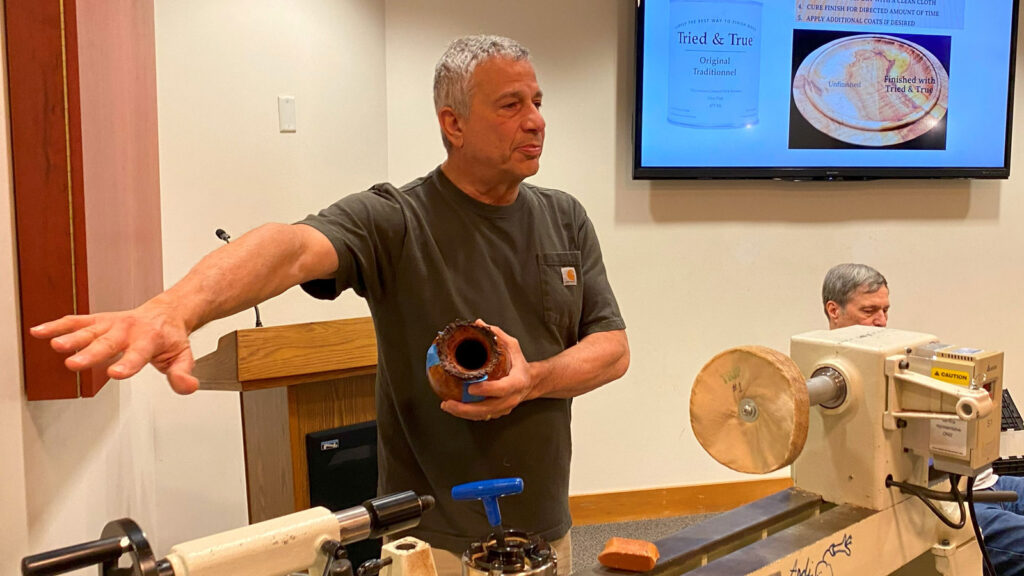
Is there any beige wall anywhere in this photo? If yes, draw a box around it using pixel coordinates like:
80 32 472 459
149 0 387 552
0 3 29 573
5 0 1024 567
383 0 1024 493
2 5 156 571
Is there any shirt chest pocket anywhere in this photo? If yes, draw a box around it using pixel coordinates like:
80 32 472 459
538 251 583 329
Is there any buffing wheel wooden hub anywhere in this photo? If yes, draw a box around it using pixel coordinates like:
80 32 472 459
690 346 810 474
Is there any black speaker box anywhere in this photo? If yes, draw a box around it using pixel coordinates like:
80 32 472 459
306 420 380 567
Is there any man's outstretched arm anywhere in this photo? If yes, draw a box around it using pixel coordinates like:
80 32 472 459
30 223 338 394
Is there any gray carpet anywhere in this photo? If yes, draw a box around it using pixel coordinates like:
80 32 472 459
571 514 717 570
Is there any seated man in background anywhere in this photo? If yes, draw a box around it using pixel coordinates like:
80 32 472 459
822 263 889 329
823 263 1023 575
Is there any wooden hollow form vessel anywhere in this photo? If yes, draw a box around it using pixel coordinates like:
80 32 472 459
426 321 511 402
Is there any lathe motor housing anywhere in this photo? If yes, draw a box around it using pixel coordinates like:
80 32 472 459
790 326 1002 510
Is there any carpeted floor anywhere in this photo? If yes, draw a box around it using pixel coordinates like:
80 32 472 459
571 514 717 570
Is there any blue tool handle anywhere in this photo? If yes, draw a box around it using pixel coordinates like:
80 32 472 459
451 478 524 526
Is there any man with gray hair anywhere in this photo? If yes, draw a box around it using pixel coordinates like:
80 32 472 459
822 263 890 329
33 35 629 572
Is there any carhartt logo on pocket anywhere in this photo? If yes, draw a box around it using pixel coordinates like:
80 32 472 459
561 267 577 286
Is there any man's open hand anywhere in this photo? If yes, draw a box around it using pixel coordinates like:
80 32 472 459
30 299 198 394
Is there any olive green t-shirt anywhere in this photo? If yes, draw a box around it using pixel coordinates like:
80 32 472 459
298 167 624 553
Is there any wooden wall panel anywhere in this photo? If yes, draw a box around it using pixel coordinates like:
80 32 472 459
76 0 164 396
6 0 84 399
5 0 162 399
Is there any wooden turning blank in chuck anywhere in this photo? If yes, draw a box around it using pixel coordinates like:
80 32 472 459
690 346 809 474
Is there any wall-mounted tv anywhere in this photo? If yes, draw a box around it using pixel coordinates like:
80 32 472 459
634 0 1020 180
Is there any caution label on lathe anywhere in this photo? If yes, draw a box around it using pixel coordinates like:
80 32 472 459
931 367 970 387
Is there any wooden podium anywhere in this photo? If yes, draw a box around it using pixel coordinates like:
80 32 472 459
193 316 378 523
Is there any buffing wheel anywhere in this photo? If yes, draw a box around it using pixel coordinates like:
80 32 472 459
690 346 809 474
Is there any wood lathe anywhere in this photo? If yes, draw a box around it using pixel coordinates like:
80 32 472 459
581 325 1016 576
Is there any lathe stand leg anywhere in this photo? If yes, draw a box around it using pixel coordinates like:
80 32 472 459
931 537 982 576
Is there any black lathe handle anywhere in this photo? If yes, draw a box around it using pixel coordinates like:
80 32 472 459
21 535 126 576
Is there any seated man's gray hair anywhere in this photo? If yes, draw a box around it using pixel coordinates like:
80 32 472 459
822 263 887 315
433 35 531 149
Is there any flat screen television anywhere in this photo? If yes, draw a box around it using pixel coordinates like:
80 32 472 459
634 0 1020 180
